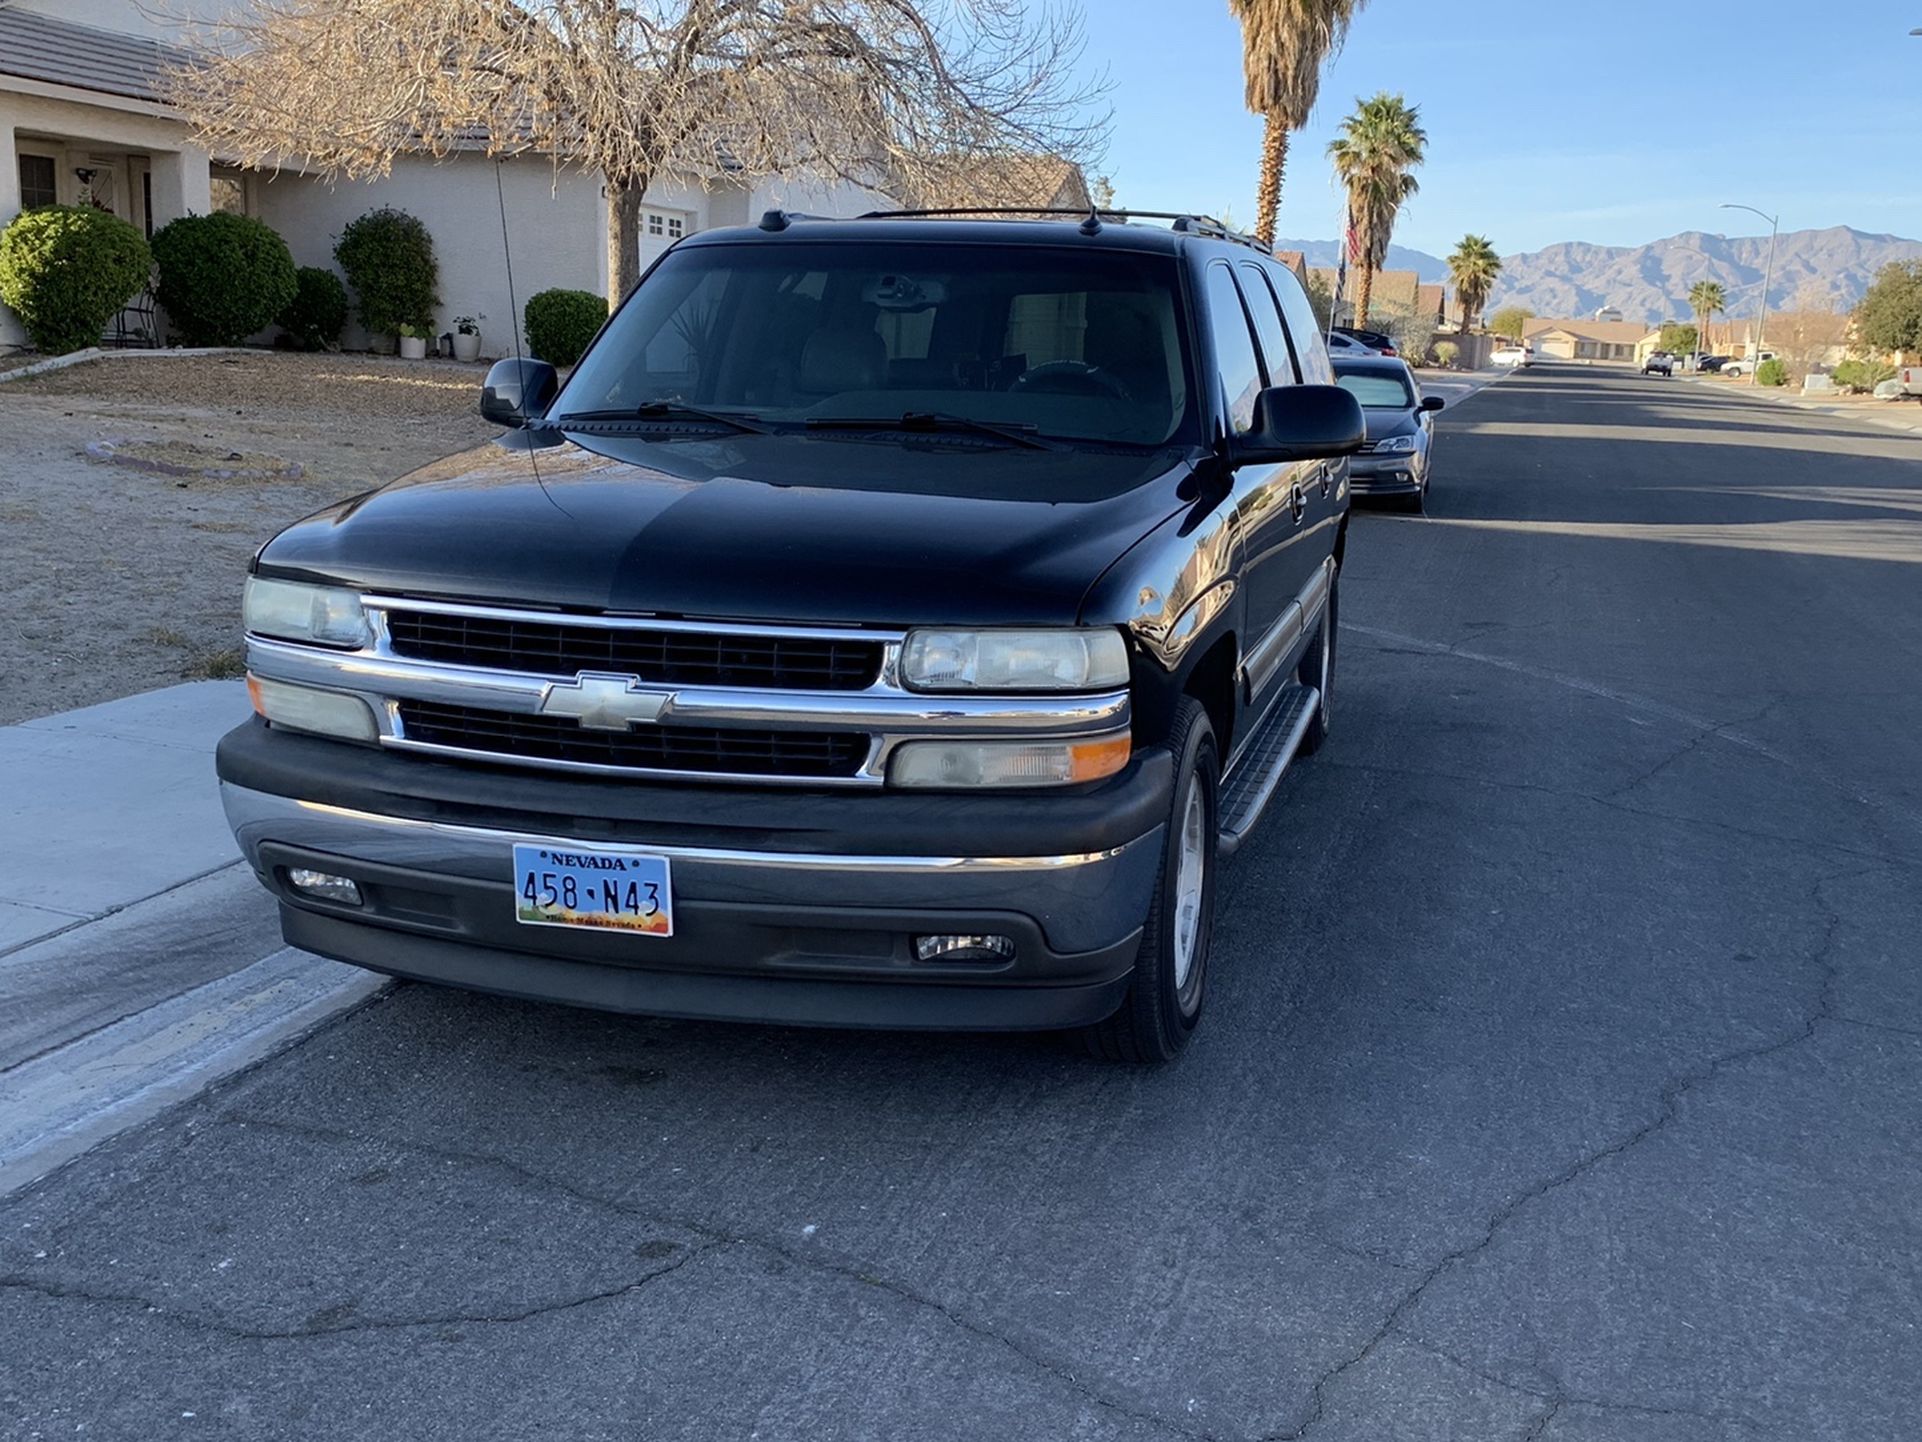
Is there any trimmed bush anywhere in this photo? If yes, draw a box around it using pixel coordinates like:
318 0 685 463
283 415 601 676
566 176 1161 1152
1433 340 1460 367
334 207 439 340
0 205 151 354
525 287 605 367
152 212 297 346
1832 358 1895 394
1755 358 1790 387
278 266 350 351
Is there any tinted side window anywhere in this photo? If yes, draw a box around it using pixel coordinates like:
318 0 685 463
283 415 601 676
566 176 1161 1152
1203 263 1262 435
1265 268 1335 386
1238 263 1297 386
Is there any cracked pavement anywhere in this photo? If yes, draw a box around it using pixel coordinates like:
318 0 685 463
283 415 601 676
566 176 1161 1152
4 366 1921 1439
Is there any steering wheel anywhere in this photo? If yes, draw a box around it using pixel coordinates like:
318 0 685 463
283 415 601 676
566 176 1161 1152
1008 360 1133 402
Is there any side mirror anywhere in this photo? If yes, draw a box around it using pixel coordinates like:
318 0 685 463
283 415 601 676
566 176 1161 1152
481 357 559 428
1420 395 1445 412
1229 384 1366 466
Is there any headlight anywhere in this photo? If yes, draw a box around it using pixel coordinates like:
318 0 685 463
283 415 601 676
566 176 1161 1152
1374 434 1416 453
247 675 379 742
243 577 370 649
889 733 1131 788
900 628 1129 693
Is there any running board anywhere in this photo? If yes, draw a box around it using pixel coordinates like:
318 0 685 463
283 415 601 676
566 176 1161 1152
1217 685 1319 856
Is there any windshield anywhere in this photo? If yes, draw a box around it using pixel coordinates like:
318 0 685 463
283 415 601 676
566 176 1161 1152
557 241 1196 446
1335 371 1415 408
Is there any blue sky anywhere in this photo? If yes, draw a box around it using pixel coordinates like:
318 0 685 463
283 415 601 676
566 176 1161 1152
1078 0 1922 257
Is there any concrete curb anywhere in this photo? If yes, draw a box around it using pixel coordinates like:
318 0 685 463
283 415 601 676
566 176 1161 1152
0 949 388 1198
0 346 244 384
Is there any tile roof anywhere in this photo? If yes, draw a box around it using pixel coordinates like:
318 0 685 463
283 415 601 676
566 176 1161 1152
0 7 191 104
1522 317 1652 345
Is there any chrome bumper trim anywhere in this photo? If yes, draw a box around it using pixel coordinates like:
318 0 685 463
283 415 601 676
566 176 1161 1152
221 783 1163 955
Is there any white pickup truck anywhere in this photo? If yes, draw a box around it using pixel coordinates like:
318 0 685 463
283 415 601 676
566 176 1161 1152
1899 363 1922 398
1722 350 1777 378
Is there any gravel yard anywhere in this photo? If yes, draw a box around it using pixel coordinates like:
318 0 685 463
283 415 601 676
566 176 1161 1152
0 351 493 722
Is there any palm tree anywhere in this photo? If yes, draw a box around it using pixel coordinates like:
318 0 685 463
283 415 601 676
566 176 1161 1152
1227 0 1366 247
1689 280 1727 355
1447 234 1501 335
1328 92 1426 327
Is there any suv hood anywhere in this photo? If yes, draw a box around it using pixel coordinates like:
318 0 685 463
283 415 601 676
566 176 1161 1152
256 431 1197 627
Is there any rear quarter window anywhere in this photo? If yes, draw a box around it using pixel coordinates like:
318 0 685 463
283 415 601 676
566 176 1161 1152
1264 268 1335 386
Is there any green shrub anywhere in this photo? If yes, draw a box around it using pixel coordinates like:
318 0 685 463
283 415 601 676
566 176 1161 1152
524 287 605 367
151 212 297 346
0 205 151 354
1755 358 1790 387
1433 340 1460 367
278 266 349 351
334 207 439 340
1831 358 1895 394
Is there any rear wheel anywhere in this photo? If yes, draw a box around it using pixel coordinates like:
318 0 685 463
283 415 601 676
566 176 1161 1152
1081 699 1218 1064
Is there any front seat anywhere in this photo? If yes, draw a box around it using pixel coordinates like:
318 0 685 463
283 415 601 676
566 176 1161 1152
799 326 888 398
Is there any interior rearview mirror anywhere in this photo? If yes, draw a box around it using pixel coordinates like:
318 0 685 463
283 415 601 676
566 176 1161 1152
481 357 560 428
1229 385 1366 466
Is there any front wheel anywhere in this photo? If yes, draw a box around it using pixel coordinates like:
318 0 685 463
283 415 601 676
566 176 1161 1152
1081 699 1219 1063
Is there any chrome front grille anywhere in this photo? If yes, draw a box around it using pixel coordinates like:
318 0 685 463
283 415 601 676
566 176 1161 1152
386 609 883 691
244 596 1131 788
396 701 869 779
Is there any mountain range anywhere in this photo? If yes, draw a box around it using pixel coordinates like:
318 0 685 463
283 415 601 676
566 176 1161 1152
1278 226 1922 325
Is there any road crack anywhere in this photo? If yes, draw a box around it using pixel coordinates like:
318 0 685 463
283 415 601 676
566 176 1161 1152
1262 867 1865 1440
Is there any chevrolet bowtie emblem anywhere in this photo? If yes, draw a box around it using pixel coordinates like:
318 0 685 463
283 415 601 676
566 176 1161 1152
538 673 675 730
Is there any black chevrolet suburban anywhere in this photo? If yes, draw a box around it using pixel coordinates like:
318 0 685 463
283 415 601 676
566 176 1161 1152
215 210 1364 1062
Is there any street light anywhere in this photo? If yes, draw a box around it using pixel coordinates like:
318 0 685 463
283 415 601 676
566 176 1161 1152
1721 202 1778 384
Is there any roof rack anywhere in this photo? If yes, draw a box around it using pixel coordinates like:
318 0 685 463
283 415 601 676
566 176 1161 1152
853 206 1276 255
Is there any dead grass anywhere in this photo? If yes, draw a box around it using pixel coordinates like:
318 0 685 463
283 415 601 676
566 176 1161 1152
184 647 247 680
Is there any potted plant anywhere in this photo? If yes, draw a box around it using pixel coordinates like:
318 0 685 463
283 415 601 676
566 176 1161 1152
397 322 430 360
451 313 485 362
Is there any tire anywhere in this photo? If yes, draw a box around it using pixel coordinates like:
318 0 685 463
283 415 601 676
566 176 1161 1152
1297 562 1338 755
1081 699 1219 1063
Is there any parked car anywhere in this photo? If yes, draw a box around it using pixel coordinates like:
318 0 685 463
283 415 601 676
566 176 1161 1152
1333 355 1443 513
1642 352 1675 376
214 211 1367 1063
1722 351 1776 378
1696 354 1729 373
1490 344 1530 368
1326 330 1378 359
1331 325 1397 356
1898 364 1922 398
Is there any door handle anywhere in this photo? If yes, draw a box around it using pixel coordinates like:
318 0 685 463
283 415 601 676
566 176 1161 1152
1290 482 1307 523
1317 463 1332 498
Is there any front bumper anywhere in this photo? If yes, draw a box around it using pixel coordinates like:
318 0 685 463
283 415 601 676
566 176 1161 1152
1348 454 1424 495
217 721 1169 1030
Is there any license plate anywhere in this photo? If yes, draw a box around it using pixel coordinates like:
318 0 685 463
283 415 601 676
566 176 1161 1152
513 843 672 937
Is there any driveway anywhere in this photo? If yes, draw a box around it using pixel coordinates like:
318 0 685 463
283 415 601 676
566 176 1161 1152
2 365 1919 1440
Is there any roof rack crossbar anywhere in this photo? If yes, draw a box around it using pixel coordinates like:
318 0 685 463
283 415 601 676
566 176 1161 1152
852 206 1276 255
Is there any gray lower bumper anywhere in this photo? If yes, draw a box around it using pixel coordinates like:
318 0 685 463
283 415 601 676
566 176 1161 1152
221 784 1161 1030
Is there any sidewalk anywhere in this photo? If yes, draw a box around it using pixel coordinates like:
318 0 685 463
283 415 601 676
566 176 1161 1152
0 683 383 1195
0 682 248 950
1681 374 1922 438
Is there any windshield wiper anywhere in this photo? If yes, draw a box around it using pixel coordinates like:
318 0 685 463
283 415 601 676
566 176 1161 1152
552 401 770 434
805 411 1060 451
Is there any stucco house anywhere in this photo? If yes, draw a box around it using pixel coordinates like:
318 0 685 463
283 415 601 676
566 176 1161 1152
0 0 902 353
1523 316 1647 363
1305 265 1445 331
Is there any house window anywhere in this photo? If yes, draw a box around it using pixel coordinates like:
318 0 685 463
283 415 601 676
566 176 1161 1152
645 211 686 240
18 153 58 209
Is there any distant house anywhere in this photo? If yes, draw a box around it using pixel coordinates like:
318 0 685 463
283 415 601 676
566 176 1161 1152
1523 316 1646 362
0 0 897 351
919 154 1089 211
1306 265 1446 329
1271 249 1309 290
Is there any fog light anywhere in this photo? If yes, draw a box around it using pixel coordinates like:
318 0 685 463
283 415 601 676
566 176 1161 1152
914 934 1016 963
287 868 362 906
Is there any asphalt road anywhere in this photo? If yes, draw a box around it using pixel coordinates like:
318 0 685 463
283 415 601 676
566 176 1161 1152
5 364 1921 1441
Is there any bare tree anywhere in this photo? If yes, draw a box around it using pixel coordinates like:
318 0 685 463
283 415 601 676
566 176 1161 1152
163 0 1105 307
